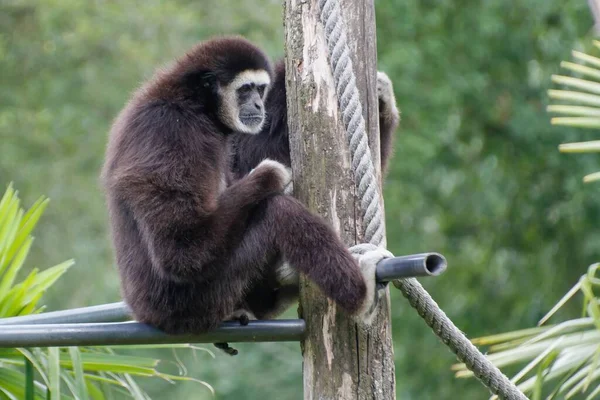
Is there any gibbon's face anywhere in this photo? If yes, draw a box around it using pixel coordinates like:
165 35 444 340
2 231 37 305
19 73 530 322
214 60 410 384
219 69 270 134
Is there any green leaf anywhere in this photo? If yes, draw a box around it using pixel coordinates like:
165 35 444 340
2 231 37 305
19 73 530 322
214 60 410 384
532 350 559 400
25 260 74 303
560 61 600 81
572 50 600 68
0 268 39 317
25 356 34 400
5 198 49 266
547 105 600 117
83 380 104 400
551 75 600 95
548 90 600 107
0 205 22 272
17 348 50 388
0 237 33 307
68 348 89 400
123 375 147 400
18 292 45 316
48 348 60 400
0 368 45 399
0 185 15 236
559 140 600 153
551 117 600 128
583 172 600 183
538 279 583 326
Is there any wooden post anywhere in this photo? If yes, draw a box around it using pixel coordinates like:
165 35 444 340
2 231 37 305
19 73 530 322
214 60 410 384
284 0 396 399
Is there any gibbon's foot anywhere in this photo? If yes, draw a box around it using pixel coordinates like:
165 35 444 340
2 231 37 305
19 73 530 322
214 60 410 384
238 314 250 326
250 159 292 192
213 310 255 355
228 309 255 326
214 342 239 356
349 244 394 325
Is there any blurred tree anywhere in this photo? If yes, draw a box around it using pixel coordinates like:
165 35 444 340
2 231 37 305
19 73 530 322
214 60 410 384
1 0 599 398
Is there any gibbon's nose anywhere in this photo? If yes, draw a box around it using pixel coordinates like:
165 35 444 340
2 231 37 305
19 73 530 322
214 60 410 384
253 101 262 111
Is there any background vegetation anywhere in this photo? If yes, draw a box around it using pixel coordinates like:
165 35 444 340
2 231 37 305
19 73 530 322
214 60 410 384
1 0 599 398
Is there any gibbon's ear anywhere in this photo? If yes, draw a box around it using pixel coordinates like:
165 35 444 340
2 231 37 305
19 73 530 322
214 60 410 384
199 72 217 89
183 70 217 92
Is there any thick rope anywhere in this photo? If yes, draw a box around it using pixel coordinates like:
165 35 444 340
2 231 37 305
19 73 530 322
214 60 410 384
316 1 528 399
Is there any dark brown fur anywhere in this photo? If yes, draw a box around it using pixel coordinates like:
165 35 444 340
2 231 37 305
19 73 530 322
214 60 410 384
102 37 369 334
230 60 400 320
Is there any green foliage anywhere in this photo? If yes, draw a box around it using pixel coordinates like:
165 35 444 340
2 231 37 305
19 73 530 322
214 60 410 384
0 185 73 318
0 184 72 319
1 0 599 399
452 41 600 399
454 263 600 399
0 184 214 399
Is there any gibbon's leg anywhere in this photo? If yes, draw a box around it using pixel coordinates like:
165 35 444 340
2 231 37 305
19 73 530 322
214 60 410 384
207 192 372 325
212 194 385 356
259 195 371 315
155 194 285 335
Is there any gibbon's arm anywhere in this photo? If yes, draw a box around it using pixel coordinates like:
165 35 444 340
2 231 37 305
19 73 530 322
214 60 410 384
377 71 400 176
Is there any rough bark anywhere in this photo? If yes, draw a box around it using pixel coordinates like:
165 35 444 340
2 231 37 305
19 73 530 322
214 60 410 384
283 0 395 398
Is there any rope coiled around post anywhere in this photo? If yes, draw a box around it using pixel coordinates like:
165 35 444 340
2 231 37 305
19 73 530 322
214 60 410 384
316 0 528 398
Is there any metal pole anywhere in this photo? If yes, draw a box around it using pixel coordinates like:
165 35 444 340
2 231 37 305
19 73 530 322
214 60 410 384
0 254 447 327
0 320 306 348
0 302 132 325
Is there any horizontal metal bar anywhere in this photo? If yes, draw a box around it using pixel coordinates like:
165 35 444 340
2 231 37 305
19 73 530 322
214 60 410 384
0 253 447 328
0 302 132 326
0 320 305 348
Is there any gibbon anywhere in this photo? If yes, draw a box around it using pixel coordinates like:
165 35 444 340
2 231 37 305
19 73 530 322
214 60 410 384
101 36 386 338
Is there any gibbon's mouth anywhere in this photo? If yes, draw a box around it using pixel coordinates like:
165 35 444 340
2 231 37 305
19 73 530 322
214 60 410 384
239 114 264 126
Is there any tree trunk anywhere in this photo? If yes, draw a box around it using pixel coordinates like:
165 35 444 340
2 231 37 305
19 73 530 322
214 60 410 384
283 0 396 399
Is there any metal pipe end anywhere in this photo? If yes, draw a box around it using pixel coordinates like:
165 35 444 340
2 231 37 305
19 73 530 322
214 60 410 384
376 252 448 281
423 253 447 276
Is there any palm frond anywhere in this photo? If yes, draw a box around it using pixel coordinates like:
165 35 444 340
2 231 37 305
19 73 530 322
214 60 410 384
454 263 600 399
548 41 600 182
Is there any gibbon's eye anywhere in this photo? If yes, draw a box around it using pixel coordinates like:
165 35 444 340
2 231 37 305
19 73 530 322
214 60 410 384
238 83 253 94
257 84 266 97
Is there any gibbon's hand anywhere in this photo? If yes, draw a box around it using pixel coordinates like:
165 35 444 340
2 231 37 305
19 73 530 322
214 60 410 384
349 243 394 325
377 71 396 113
250 159 292 193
